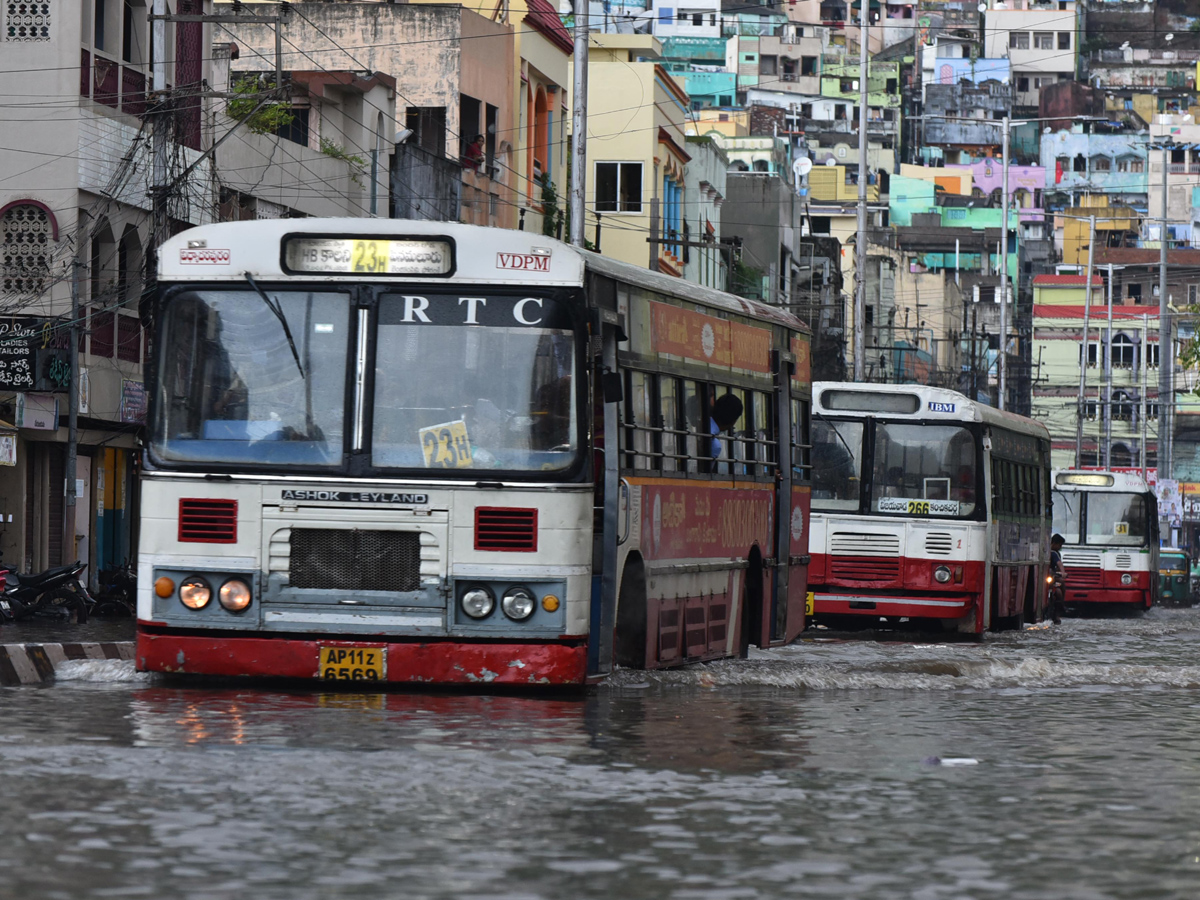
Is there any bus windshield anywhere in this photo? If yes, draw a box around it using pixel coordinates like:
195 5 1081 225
1051 490 1083 543
811 418 864 510
153 290 349 467
1085 492 1149 546
869 423 977 517
371 294 577 472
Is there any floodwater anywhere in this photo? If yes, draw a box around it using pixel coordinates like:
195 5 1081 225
3 611 1200 899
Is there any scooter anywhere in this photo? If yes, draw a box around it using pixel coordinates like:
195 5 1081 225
0 561 92 624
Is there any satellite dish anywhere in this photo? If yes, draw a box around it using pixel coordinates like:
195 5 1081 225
794 157 813 176
824 157 837 166
1165 33 1174 41
1120 41 1130 50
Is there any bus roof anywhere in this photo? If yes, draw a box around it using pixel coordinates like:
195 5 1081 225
813 381 1049 441
158 218 809 333
1051 468 1152 493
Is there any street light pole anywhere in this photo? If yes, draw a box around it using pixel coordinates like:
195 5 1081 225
853 0 868 382
999 116 1010 411
1157 141 1172 492
1075 214 1096 469
569 0 589 248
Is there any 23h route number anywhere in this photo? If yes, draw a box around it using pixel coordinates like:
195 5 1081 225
318 646 386 681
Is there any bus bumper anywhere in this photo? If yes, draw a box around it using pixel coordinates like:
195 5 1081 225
1066 589 1147 606
136 631 589 686
812 593 977 619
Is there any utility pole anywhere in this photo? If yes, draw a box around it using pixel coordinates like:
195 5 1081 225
999 115 1010 410
1104 262 1113 468
853 0 868 381
1142 312 1149 479
1075 214 1096 468
1157 141 1172 495
64 226 83 572
569 0 589 248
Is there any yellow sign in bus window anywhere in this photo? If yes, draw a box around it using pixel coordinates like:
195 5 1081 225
351 240 390 273
419 419 474 468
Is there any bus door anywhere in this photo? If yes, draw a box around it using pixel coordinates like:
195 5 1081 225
588 307 625 677
770 350 793 644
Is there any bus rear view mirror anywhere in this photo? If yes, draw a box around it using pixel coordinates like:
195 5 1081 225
602 372 623 404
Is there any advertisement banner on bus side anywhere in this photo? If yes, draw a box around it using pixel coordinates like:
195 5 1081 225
641 483 775 560
649 303 772 374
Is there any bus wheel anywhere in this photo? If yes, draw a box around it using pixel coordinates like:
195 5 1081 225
614 555 648 669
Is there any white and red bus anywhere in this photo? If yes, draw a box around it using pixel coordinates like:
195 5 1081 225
136 219 812 686
808 383 1051 634
1051 469 1159 611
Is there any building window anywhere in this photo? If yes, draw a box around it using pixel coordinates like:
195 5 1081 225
89 308 114 358
116 313 141 363
1111 334 1135 369
802 56 817 75
692 12 702 25
1127 283 1142 302
1018 76 1030 92
1092 156 1111 172
1009 32 1029 50
1033 32 1053 50
595 162 643 213
1130 159 1144 173
5 0 50 40
760 55 777 75
1057 31 1071 50
0 203 53 294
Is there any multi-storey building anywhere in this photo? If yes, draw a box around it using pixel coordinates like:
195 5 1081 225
983 0 1079 113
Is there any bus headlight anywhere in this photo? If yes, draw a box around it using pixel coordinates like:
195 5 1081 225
501 586 536 621
933 565 952 584
461 586 495 619
179 577 212 610
1121 573 1133 585
219 579 252 612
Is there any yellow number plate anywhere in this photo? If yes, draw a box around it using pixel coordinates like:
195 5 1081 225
419 419 474 468
318 646 386 681
351 239 390 273
805 591 815 616
1115 523 1129 535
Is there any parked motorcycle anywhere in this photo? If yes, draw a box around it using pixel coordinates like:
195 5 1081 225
0 560 92 624
92 564 136 617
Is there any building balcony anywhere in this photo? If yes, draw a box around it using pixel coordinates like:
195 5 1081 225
80 50 148 117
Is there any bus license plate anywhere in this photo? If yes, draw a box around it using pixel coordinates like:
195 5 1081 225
318 647 386 681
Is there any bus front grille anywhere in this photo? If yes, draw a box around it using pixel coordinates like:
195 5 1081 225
829 557 901 581
289 529 422 593
1064 567 1103 588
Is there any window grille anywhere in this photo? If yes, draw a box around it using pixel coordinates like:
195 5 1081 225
1 203 52 295
5 0 50 40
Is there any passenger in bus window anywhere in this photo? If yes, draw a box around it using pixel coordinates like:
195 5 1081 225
884 466 906 497
710 392 743 471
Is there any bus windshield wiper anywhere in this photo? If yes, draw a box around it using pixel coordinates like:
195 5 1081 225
244 271 305 378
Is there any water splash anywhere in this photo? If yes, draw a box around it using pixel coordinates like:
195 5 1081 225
603 655 1200 691
54 659 153 683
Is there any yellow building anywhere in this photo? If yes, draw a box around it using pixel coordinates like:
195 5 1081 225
1057 197 1140 267
1031 273 1160 469
408 0 574 235
574 35 692 274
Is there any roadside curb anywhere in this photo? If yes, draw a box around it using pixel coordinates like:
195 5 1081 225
0 642 135 685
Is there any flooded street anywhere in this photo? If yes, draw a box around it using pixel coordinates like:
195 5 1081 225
3 611 1200 899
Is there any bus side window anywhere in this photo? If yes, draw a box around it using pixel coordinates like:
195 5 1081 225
623 371 653 470
792 398 810 481
753 390 773 477
659 375 680 473
682 380 701 474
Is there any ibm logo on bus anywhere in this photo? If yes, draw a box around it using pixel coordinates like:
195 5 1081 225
928 401 956 414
